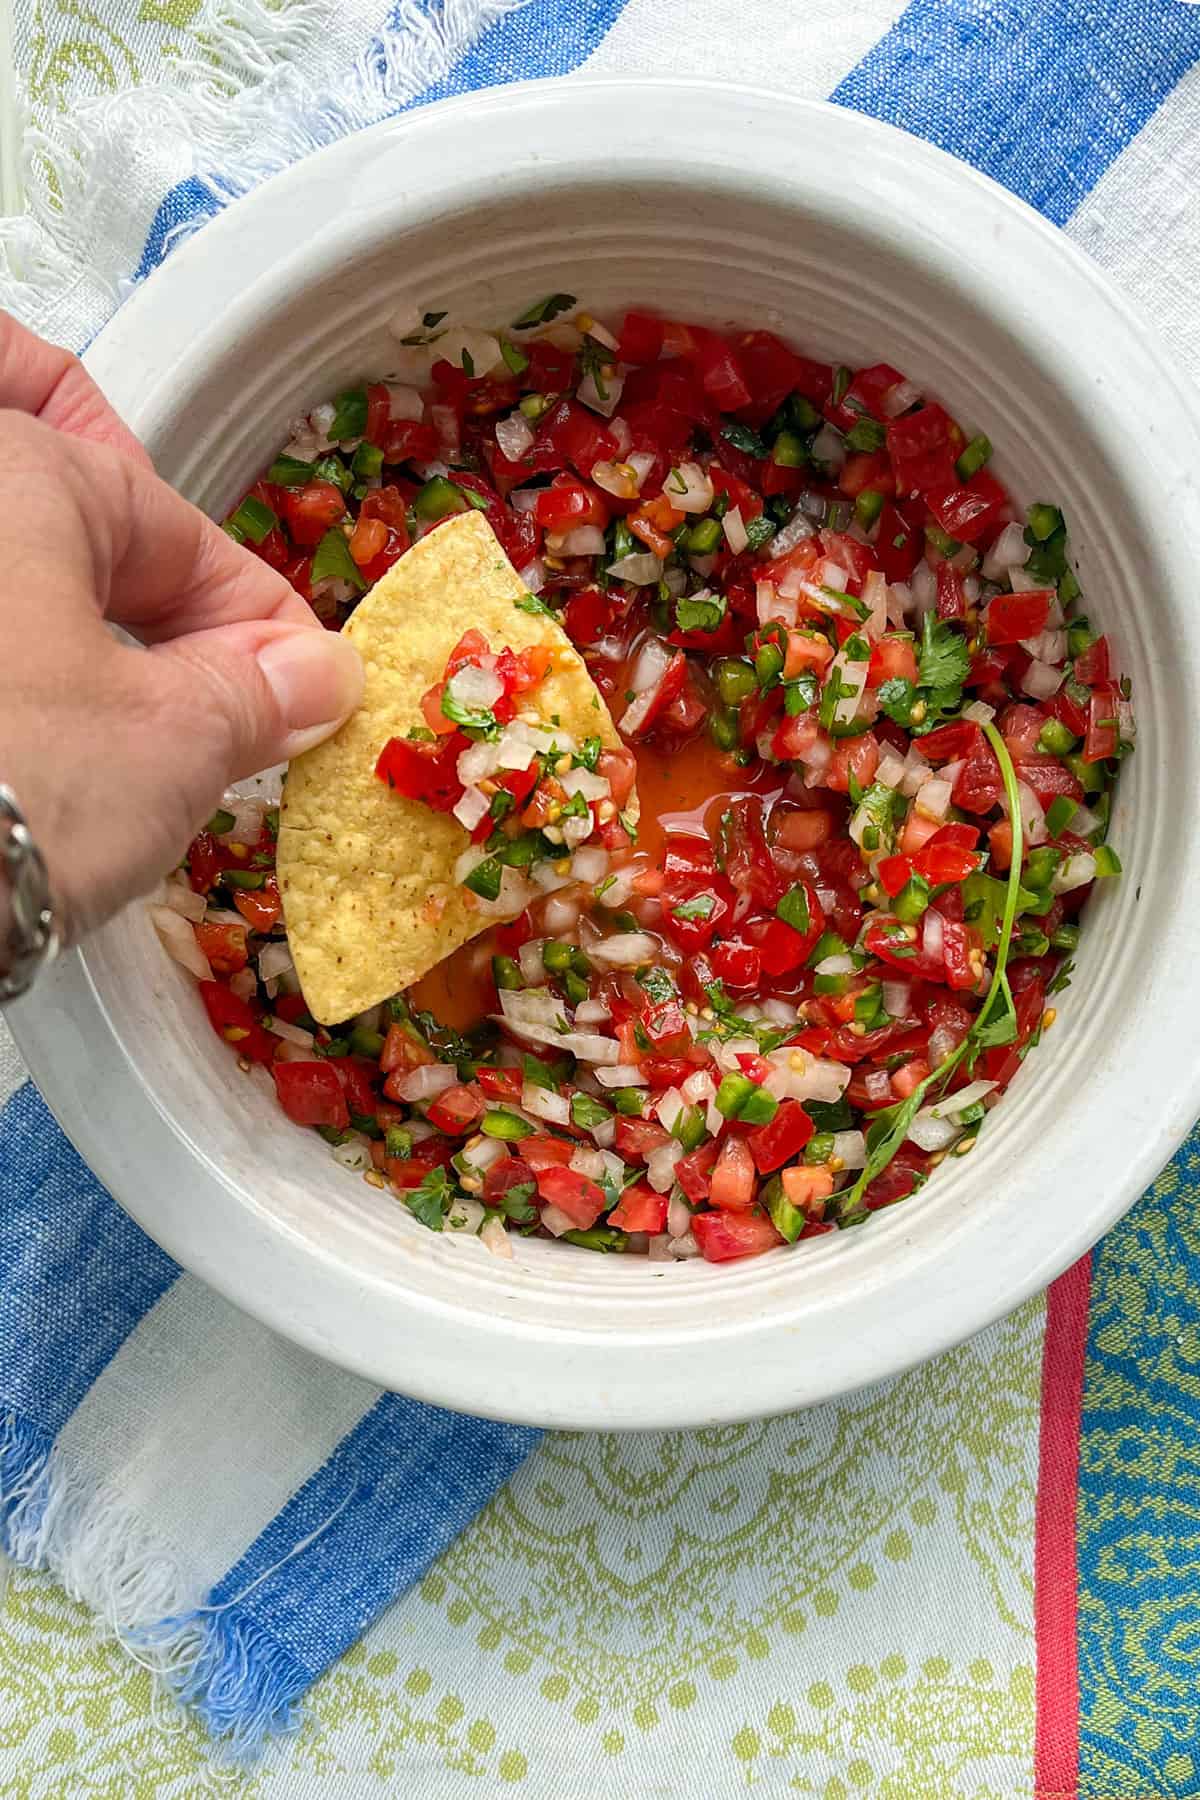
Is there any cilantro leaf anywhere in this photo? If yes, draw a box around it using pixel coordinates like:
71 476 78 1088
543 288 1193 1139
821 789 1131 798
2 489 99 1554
721 420 768 458
404 1166 453 1232
512 292 576 329
917 612 970 697
675 592 727 635
876 675 916 728
515 592 556 618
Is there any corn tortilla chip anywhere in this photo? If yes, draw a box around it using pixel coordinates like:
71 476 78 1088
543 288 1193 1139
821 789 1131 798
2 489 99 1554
277 510 635 1025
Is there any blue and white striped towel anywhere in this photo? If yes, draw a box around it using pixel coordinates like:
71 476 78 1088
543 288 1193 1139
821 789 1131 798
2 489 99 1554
4 0 1200 1755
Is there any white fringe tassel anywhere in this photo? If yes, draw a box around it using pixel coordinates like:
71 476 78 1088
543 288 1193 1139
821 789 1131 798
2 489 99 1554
0 0 531 345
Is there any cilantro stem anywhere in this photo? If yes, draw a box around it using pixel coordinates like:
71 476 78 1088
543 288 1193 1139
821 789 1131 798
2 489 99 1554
839 721 1026 1218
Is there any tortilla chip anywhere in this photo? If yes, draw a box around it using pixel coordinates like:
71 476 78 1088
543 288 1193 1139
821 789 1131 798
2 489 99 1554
277 509 634 1025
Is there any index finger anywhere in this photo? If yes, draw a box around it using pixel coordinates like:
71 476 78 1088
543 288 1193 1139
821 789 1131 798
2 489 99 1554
0 310 153 469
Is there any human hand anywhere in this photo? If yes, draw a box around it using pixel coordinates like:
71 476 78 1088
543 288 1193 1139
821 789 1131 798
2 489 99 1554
0 314 363 945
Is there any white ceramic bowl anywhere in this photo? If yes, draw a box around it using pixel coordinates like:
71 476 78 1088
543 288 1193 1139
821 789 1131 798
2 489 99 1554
12 80 1200 1429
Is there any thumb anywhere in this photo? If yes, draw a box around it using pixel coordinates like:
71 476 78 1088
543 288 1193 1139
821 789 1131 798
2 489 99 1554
147 616 364 794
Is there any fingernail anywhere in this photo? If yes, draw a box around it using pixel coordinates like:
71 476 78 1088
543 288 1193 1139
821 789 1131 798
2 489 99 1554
257 629 364 758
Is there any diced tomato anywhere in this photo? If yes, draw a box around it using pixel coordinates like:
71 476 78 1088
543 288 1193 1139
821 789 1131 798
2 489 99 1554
477 1067 524 1104
709 1136 757 1211
839 451 894 500
825 732 880 795
425 1083 485 1135
863 920 940 980
780 1164 835 1216
981 967 1046 1089
327 1056 380 1119
232 876 283 934
614 1116 672 1160
985 589 1053 646
951 742 1005 814
912 822 981 886
534 475 610 532
862 1144 927 1211
867 636 920 688
197 980 277 1064
526 339 577 391
195 920 249 975
535 1165 607 1229
772 806 835 852
380 1021 434 1076
272 1059 350 1130
608 1184 669 1234
735 330 831 423
692 1209 782 1262
998 702 1046 759
746 1099 815 1174
271 992 310 1025
709 938 762 992
597 747 638 809
828 362 907 432
563 585 625 646
617 310 666 365
877 854 913 899
1014 756 1084 808
747 905 823 976
533 399 619 478
280 480 346 546
1083 685 1120 763
874 502 922 582
784 630 836 678
481 1155 536 1208
917 720 981 763
885 403 961 496
388 1142 457 1189
1073 636 1110 686
674 1141 720 1202
927 470 1009 544
521 1134 577 1170
690 328 752 411
939 919 976 992
935 562 966 620
376 732 465 811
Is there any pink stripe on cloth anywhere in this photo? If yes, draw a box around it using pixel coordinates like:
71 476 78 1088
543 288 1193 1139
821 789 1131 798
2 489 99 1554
1034 1254 1091 1799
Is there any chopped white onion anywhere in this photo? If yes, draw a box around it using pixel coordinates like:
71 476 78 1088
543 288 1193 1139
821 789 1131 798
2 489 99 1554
517 939 548 984
229 967 258 1002
480 1215 514 1257
597 866 637 909
596 1064 648 1088
910 560 937 617
861 569 889 641
922 908 944 963
627 450 656 486
665 461 714 514
882 981 911 1019
669 1230 701 1260
518 556 548 596
1020 628 1067 663
456 739 500 785
880 377 922 418
899 744 932 797
496 729 538 773
771 508 818 558
164 882 207 923
495 412 534 462
591 460 640 500
569 1146 607 1179
1051 851 1097 894
815 953 855 977
395 1063 459 1102
876 749 907 790
446 1196 487 1235
963 699 996 725
647 1140 685 1193
266 1017 315 1050
609 414 633 456
1065 802 1102 839
680 1070 716 1106
447 664 503 711
926 1079 998 1120
587 931 658 968
509 488 541 513
150 907 213 981
460 1135 508 1172
430 404 460 456
811 423 846 471
907 1110 961 1153
608 552 663 586
452 786 490 832
571 846 609 885
1020 658 1065 700
929 1024 961 1068
539 1204 575 1238
577 367 624 418
982 521 1028 579
218 793 266 843
552 524 607 558
574 997 611 1025
561 766 611 802
655 1088 686 1133
332 1135 373 1173
667 1195 692 1239
257 939 295 984
762 1050 851 1104
915 776 953 821
383 382 424 420
524 1083 571 1126
648 1234 674 1263
1016 780 1048 846
722 506 749 554
831 1129 868 1169
542 895 580 937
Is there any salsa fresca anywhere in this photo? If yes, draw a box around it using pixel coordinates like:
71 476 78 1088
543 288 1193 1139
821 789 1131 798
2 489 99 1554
161 298 1133 1264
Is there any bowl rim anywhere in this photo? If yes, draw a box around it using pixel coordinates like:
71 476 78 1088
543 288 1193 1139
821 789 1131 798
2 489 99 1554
14 77 1200 1428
